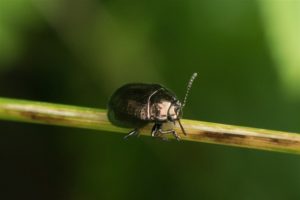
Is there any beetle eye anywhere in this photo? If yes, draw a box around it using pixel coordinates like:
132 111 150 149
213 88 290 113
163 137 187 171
176 107 182 116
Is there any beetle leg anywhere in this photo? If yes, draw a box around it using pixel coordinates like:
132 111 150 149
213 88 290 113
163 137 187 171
158 129 181 141
151 123 168 140
124 128 139 139
151 124 180 141
171 131 181 141
151 123 160 137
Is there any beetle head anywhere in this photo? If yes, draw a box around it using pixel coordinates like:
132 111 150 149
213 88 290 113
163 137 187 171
167 100 187 136
167 100 182 121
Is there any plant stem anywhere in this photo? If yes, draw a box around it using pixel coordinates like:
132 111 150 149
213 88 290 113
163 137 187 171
1 97 300 155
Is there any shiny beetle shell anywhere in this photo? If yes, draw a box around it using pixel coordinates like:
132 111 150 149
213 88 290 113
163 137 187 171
108 83 182 128
107 73 197 140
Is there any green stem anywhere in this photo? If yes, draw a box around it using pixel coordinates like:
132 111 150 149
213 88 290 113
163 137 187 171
1 97 300 155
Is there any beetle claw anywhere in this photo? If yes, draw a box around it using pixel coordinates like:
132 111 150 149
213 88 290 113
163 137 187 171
172 131 181 141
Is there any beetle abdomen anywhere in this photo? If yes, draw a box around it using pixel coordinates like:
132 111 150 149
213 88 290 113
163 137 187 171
108 83 163 128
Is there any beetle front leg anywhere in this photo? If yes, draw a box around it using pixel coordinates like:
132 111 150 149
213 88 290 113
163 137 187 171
151 123 168 140
151 123 160 137
158 129 181 141
151 123 180 141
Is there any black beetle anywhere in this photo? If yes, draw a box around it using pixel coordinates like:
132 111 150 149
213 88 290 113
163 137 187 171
107 73 197 140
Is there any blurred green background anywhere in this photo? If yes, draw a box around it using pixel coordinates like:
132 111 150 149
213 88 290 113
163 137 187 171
1 0 300 199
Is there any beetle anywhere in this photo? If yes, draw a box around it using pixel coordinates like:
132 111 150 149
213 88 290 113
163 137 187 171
107 73 197 140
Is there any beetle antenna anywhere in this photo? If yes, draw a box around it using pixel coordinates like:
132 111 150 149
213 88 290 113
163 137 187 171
182 72 198 108
177 119 187 136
